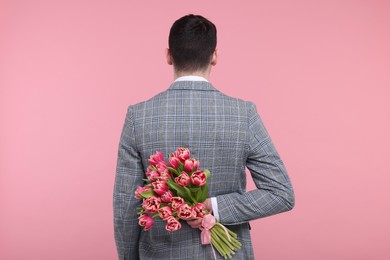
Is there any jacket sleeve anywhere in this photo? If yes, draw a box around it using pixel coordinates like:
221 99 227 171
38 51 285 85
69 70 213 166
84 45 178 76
113 106 144 259
216 102 295 225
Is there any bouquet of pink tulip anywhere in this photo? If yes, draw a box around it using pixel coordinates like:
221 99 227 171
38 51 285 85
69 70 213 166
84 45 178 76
135 148 241 259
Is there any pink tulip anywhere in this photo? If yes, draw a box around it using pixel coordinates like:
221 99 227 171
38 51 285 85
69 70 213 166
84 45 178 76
170 197 184 210
193 203 207 218
177 203 196 220
165 216 182 232
172 148 190 162
184 159 194 172
158 206 173 220
156 161 168 173
148 151 164 166
152 181 168 196
184 159 200 172
134 186 152 199
191 170 207 186
138 214 154 231
174 172 191 187
146 170 160 182
159 169 172 181
193 160 200 170
168 156 181 168
157 176 169 183
142 196 161 213
160 190 174 203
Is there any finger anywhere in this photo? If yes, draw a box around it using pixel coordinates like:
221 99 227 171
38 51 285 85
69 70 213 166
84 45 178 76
188 223 200 228
187 220 198 227
187 218 202 228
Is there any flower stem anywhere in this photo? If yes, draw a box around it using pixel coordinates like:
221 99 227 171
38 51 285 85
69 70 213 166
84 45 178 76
211 229 233 258
213 224 241 250
211 229 229 258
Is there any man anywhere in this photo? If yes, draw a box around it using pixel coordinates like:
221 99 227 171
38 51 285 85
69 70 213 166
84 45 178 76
114 14 295 259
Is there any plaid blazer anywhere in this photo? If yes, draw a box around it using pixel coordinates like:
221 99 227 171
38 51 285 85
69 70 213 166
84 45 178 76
114 81 295 260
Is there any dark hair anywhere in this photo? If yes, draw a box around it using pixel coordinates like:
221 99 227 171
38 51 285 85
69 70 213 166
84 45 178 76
169 14 217 72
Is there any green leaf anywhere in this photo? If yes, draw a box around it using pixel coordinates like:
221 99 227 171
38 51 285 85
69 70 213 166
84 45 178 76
140 190 155 199
177 189 188 202
204 169 211 179
183 186 197 203
178 163 184 173
167 167 180 176
166 179 190 201
195 189 201 202
188 187 199 193
198 183 209 202
166 179 179 190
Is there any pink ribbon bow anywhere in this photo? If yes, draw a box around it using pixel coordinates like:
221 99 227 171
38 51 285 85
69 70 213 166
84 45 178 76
200 214 216 245
199 214 232 259
200 214 217 260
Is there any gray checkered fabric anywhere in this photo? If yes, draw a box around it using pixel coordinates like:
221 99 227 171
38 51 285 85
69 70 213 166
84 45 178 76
114 81 295 260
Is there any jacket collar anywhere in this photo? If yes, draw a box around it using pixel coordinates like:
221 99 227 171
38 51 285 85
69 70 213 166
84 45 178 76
168 81 218 92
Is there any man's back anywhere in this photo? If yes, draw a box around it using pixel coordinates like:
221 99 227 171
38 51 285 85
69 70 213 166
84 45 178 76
114 80 294 259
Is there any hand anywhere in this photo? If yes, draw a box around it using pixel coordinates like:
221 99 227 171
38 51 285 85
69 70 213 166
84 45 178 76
186 198 213 229
187 217 202 229
204 198 212 212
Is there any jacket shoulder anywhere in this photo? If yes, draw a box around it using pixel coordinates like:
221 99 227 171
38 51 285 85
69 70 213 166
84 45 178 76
126 89 168 113
215 91 257 112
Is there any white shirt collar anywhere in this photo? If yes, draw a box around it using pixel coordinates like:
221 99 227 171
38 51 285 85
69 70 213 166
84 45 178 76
174 76 208 82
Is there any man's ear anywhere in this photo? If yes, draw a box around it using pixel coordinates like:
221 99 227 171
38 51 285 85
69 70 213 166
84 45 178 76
210 48 218 66
166 48 173 65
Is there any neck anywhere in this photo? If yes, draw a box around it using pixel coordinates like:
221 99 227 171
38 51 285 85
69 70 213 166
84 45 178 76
173 67 211 81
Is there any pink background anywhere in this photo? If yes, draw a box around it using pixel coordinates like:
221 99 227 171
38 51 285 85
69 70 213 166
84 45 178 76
1 0 390 259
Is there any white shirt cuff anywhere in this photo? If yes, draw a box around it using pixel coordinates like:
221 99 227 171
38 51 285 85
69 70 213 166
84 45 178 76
210 197 220 221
